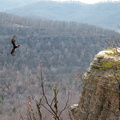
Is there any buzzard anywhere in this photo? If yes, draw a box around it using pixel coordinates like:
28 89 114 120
11 35 20 56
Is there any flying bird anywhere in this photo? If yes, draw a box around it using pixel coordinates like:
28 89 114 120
11 35 20 56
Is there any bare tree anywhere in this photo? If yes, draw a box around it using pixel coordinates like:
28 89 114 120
23 64 73 120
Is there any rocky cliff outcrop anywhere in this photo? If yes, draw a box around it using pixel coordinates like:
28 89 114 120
71 48 120 120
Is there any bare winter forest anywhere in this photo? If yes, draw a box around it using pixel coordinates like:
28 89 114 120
0 12 120 120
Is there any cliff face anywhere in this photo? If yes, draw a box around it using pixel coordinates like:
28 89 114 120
71 48 120 120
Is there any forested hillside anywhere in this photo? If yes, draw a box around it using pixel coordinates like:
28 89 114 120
1 12 118 73
0 12 119 94
5 1 120 30
0 12 120 119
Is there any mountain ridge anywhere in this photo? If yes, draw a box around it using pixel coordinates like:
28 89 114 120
1 12 119 72
3 1 120 30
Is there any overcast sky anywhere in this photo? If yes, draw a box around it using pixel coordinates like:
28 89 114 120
54 0 120 4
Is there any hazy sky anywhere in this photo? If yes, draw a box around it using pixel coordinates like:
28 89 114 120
54 0 120 4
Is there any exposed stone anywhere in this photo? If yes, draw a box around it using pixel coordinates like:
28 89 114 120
71 48 120 120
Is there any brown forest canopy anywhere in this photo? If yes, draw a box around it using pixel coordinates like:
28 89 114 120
0 12 120 79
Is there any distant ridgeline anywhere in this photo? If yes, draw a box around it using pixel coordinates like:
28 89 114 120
3 1 120 30
0 12 120 77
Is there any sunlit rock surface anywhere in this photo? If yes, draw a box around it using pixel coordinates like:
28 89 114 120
71 48 120 120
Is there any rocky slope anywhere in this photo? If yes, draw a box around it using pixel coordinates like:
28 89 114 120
71 48 120 120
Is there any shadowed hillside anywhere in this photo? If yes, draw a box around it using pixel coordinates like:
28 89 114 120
0 12 119 73
4 1 120 30
0 0 40 11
